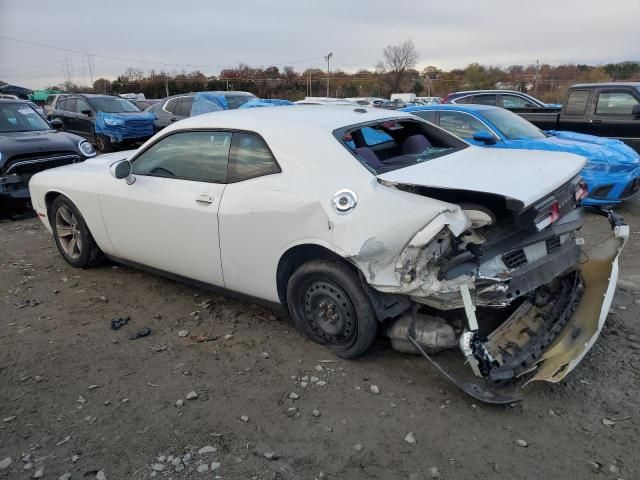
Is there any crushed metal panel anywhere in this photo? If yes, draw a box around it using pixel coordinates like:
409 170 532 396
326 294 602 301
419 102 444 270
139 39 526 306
526 224 629 384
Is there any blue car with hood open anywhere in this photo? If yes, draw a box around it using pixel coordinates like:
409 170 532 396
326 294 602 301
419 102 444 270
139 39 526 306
401 104 640 206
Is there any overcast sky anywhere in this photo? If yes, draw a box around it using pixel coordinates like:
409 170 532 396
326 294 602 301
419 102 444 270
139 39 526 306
1 0 638 89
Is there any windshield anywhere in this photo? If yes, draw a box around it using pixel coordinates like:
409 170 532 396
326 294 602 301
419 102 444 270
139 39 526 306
482 108 546 140
225 94 257 109
88 97 140 113
0 103 51 132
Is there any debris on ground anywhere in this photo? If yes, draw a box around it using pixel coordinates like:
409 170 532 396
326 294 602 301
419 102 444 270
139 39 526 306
129 327 151 340
110 316 129 330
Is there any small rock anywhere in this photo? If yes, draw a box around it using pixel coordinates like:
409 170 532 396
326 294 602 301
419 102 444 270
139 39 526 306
99 295 108 302
354 444 363 452
183 453 191 462
175 399 184 407
618 305 627 311
96 471 107 480
24 463 33 470
185 391 198 400
104 401 111 406
171 457 181 466
301 376 309 381
59 474 72 480
151 463 165 472
197 464 209 473
178 330 189 337
300 382 308 388
174 463 184 472
198 446 217 455
71 455 79 463
33 466 44 478
316 380 327 386
514 439 528 448
587 460 602 472
370 385 380 394
312 409 321 417
314 365 323 372
427 466 441 478
211 461 221 470
262 351 271 359
289 392 300 400
286 407 298 418
240 415 250 422
157 455 166 462
224 334 233 340
608 464 620 474
264 452 278 460
310 376 320 382
121 398 129 404
2 416 16 422
77 395 87 404
404 432 416 444
0 457 12 470
602 417 615 427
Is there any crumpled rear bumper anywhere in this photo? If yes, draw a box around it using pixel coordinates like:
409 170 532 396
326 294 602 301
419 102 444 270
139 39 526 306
525 220 628 383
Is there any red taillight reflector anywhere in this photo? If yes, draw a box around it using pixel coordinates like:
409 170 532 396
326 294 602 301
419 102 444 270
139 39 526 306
575 181 588 201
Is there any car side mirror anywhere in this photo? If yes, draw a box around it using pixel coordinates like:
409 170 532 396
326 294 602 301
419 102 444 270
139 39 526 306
472 130 498 145
632 104 640 117
109 160 136 184
50 118 63 130
81 109 92 117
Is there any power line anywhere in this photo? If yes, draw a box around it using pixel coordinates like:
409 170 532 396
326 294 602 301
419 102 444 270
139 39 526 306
0 34 323 71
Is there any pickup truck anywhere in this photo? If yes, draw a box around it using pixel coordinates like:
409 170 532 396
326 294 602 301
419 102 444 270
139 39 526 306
513 83 640 152
443 83 640 152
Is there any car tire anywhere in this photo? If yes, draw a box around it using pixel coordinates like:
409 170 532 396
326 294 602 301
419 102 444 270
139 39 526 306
95 134 113 153
286 259 377 359
51 195 103 268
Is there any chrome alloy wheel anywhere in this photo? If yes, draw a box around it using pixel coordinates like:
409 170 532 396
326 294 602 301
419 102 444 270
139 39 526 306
55 206 82 259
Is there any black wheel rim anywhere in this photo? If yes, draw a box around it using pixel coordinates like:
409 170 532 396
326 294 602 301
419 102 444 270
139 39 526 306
303 278 357 349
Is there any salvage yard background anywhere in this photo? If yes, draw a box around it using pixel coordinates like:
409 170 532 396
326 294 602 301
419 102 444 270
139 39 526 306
1 201 639 479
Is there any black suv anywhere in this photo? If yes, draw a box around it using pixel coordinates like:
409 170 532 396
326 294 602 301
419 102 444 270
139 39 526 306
50 94 154 152
147 91 257 132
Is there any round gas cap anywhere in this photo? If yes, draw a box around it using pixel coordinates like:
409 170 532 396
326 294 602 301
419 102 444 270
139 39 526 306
332 189 358 214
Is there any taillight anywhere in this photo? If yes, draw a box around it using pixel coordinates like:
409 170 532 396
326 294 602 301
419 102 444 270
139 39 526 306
575 181 588 201
535 201 560 230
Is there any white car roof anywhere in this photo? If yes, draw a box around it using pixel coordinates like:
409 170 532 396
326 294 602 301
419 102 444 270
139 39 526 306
161 105 415 136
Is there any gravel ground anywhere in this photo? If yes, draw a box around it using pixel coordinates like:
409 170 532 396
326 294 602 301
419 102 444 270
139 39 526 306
1 199 640 480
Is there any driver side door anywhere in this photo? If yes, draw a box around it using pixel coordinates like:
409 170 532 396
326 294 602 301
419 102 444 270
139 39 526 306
98 130 231 286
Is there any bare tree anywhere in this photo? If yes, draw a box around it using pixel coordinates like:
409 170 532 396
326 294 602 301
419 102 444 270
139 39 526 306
376 39 419 93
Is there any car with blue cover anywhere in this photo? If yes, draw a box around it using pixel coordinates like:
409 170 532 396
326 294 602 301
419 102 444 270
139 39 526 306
401 104 640 206
49 94 155 152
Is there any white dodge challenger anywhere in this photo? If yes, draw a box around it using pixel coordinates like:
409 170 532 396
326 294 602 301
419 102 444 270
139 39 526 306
29 106 628 402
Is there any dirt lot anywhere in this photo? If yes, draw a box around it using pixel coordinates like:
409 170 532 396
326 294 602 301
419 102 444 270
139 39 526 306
1 201 640 480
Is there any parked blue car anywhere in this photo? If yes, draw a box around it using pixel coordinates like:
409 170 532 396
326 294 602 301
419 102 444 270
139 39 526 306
400 104 640 206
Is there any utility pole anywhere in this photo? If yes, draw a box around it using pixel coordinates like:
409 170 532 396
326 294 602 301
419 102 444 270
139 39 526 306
324 52 333 97
534 59 539 95
165 77 169 97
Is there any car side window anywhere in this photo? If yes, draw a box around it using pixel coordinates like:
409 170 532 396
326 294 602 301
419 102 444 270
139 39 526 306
502 95 536 108
164 98 179 115
227 132 281 183
132 131 231 183
65 98 77 113
471 94 497 106
412 110 437 123
438 112 487 139
595 92 639 115
177 97 194 117
76 99 91 114
565 90 590 115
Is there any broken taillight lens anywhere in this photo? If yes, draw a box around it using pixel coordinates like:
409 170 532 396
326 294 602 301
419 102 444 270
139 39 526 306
575 181 588 201
535 201 560 230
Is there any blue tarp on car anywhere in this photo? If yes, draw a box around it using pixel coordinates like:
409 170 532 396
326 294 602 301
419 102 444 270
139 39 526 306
190 92 228 116
238 99 294 109
94 112 155 142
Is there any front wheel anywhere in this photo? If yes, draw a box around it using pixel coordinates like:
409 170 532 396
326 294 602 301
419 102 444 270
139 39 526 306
51 196 103 268
95 134 113 153
287 260 377 359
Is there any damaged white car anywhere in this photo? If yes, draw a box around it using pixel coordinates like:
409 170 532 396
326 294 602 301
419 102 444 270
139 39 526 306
29 106 628 403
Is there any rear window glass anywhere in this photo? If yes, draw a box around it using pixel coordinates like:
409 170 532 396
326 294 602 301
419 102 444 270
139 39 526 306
565 90 590 115
336 119 467 175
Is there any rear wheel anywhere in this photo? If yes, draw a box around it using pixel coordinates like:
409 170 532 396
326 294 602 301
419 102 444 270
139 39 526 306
287 260 377 359
51 196 103 268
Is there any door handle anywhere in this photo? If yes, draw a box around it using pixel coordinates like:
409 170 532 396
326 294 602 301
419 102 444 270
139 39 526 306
196 193 214 205
590 119 602 124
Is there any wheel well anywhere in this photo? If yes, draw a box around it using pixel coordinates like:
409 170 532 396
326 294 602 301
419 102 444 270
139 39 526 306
44 191 62 226
276 244 354 305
